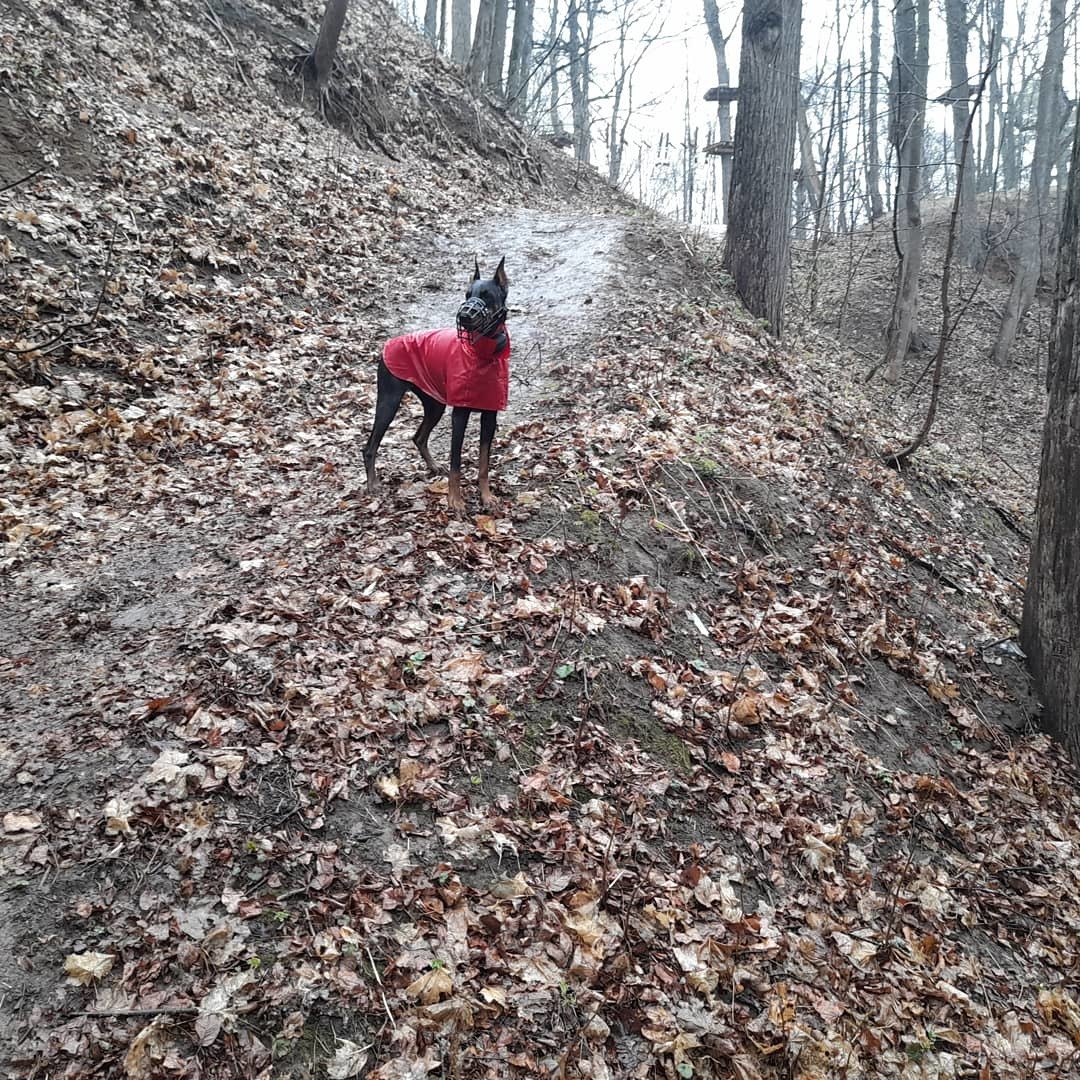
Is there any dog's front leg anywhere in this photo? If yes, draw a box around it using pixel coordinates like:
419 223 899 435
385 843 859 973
477 410 497 508
448 406 471 513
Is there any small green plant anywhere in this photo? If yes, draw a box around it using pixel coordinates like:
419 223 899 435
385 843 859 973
559 979 576 1007
689 456 721 480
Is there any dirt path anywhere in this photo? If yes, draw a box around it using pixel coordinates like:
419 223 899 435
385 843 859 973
0 207 636 1061
396 207 629 412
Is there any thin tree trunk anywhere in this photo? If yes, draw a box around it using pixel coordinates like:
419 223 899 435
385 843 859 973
1022 101 1080 767
703 0 734 223
888 56 992 465
723 0 803 336
468 0 496 89
423 0 437 40
568 0 591 163
486 0 510 91
978 0 1002 193
451 0 471 64
308 0 350 94
865 0 884 221
507 0 535 113
945 0 978 263
883 0 929 383
991 0 1065 365
548 2 565 136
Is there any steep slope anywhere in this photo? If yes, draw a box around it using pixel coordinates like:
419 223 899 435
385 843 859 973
3 2 1080 1079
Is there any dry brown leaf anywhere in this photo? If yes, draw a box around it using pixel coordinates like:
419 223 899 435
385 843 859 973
405 967 454 1004
64 951 115 985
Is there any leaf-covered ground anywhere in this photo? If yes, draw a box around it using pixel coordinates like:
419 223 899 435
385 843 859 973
3 2 1080 1078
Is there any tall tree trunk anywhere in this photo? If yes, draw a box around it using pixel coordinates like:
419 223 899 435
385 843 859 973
883 0 929 383
423 0 437 40
991 0 1065 365
307 0 350 94
468 0 496 88
723 0 802 336
506 0 535 113
797 100 825 223
1022 102 1080 768
703 0 733 223
978 0 1002 193
548 2 565 137
451 0 471 64
486 0 510 91
439 0 448 51
865 0 884 221
568 0 591 163
945 0 978 263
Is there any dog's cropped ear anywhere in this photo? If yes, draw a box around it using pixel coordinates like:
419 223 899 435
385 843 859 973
469 257 482 290
493 256 508 292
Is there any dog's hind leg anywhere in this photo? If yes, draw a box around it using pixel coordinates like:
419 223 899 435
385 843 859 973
363 359 408 493
477 410 498 508
411 391 447 476
448 406 471 513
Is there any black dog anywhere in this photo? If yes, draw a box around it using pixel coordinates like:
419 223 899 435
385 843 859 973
363 258 510 513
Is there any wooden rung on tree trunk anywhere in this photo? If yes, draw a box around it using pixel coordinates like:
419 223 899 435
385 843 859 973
705 86 739 103
704 140 734 156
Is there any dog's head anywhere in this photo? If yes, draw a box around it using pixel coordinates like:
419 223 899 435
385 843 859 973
457 257 508 347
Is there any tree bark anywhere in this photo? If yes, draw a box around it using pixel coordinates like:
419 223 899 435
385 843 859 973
703 0 733 223
991 0 1065 365
865 0 885 221
1022 101 1080 767
568 0 592 163
723 0 802 337
548 2 566 137
308 0 350 94
506 0 535 113
468 0 495 88
486 0 510 92
451 0 471 64
945 0 978 264
978 0 1002 193
423 0 438 40
883 0 929 383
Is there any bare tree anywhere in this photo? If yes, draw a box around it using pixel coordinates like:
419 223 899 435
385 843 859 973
723 0 803 336
977 0 1003 193
882 0 929 383
468 0 496 88
547 3 567 139
567 0 597 163
486 0 511 91
606 0 666 185
452 0 471 64
944 0 978 263
1022 101 1080 767
506 0 536 113
703 0 735 222
423 0 438 40
864 0 885 221
307 0 351 94
991 0 1065 365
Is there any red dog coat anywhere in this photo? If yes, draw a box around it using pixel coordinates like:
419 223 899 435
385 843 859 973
383 329 511 412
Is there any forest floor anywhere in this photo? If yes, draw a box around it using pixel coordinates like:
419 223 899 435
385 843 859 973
3 2 1080 1079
